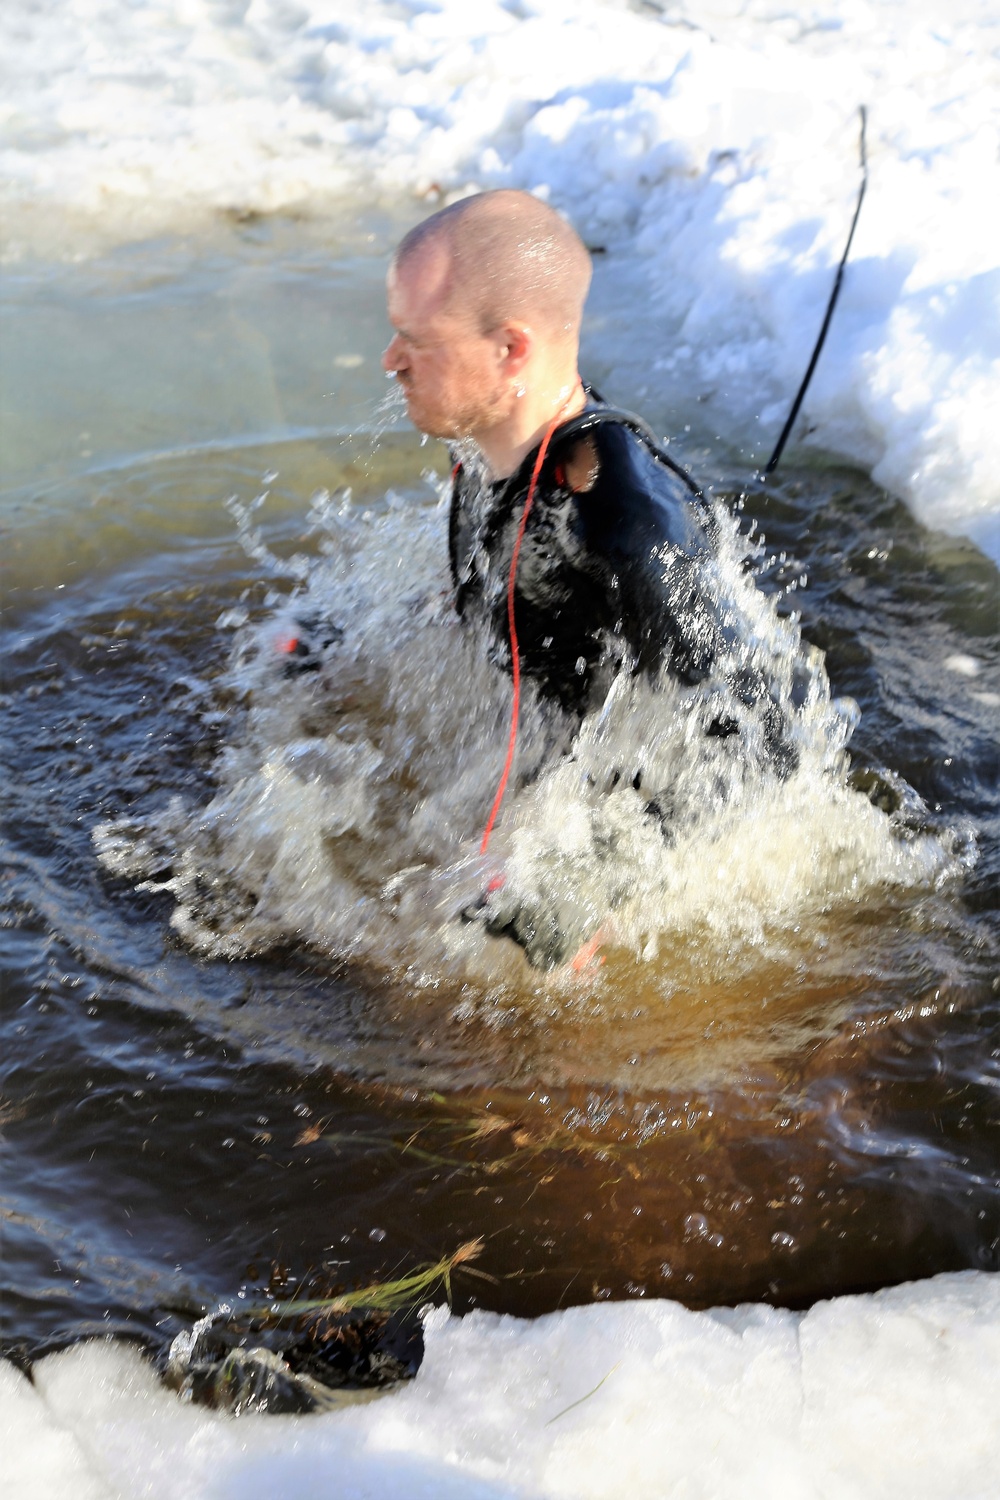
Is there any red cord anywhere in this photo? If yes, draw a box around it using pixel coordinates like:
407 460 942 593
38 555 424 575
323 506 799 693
479 414 564 855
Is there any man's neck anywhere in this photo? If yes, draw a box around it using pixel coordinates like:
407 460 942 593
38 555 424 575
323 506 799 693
474 376 586 480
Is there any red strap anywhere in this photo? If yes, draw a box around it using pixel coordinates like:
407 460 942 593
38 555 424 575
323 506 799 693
479 418 561 855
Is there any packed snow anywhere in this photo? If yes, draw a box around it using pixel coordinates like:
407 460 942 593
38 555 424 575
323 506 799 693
1 0 997 554
3 1271 1000 1499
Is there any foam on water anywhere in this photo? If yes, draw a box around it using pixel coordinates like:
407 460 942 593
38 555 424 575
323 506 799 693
94 458 972 1004
2 0 998 554
4 1270 1000 1499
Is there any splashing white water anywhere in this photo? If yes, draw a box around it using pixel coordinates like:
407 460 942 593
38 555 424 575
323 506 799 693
94 468 971 985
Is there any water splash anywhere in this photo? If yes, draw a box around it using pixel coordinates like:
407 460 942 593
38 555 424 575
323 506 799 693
94 472 974 987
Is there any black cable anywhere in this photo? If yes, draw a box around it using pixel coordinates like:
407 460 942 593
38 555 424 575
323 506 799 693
550 112 869 517
763 106 869 477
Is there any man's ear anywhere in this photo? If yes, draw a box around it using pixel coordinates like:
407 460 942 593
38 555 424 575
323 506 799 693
497 323 532 375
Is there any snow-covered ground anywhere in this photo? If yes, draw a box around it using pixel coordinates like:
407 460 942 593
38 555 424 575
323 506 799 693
2 0 998 554
5 1271 1000 1500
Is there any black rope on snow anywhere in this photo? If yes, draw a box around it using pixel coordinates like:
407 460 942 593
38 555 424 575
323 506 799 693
762 105 869 477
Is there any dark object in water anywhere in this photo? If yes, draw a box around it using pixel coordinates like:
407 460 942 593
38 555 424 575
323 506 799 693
276 612 344 676
165 1307 423 1416
461 876 599 972
847 762 937 833
285 1308 423 1389
848 764 906 816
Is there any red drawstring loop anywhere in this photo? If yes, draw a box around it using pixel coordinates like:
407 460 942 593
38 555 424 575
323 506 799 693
479 411 565 855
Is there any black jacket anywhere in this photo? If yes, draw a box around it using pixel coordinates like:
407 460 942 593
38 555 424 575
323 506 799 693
448 398 726 719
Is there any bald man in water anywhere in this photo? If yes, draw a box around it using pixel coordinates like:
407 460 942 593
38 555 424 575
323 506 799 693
383 189 728 719
382 191 791 964
384 190 591 480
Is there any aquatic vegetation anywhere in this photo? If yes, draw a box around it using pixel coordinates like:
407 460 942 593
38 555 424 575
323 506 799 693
308 1107 645 1183
245 1238 485 1322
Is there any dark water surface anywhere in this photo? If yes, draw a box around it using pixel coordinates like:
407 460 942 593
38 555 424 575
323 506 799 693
2 233 998 1370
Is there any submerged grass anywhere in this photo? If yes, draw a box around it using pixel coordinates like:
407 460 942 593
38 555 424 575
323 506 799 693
302 1105 645 1182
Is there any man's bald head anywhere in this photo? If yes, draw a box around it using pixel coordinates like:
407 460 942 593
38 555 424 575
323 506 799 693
393 190 592 347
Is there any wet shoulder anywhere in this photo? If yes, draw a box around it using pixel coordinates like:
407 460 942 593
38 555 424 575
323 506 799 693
557 419 710 562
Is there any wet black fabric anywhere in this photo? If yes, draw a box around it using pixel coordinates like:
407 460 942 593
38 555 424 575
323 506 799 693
449 398 798 966
448 398 727 719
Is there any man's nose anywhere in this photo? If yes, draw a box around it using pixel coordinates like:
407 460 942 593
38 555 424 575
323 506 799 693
382 335 404 373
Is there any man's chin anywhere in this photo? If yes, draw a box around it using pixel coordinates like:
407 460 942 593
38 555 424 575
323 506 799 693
401 395 429 432
404 400 459 442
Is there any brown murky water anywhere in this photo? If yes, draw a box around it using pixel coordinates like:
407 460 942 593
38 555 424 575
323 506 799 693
2 227 998 1370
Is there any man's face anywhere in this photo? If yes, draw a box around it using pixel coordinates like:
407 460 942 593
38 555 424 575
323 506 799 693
382 245 509 440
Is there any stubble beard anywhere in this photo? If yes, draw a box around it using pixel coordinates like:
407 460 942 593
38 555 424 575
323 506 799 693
412 384 509 446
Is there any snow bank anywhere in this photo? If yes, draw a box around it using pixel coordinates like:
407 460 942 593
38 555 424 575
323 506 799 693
0 0 995 558
0 1359 108 1500
5 1271 1000 1499
2 0 998 555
